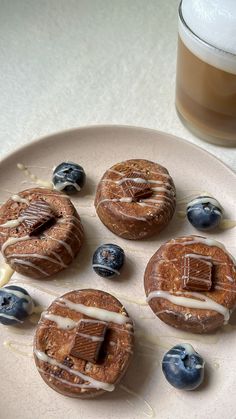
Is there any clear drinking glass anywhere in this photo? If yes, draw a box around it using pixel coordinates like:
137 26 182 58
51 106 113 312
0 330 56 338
176 0 236 146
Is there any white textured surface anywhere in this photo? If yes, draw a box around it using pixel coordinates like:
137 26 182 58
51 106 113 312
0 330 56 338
0 0 235 169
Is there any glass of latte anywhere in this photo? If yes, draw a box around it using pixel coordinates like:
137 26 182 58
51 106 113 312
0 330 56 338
176 0 236 146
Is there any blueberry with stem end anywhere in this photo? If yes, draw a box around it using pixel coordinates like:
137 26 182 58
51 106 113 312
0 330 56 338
0 285 34 325
52 162 86 194
92 244 125 278
187 196 223 230
162 343 205 390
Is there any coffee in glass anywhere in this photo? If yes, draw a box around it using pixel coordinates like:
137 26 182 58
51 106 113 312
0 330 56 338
176 0 236 146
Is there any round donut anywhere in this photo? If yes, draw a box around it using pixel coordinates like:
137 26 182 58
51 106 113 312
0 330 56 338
34 289 134 398
95 159 176 240
0 188 84 279
144 235 236 333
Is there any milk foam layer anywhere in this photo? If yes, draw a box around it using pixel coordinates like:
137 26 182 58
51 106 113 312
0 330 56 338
179 0 236 74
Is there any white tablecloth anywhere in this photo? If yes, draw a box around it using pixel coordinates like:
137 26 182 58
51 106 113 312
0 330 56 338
0 0 235 171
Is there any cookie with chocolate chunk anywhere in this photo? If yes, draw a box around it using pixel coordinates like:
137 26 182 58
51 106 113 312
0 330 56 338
144 235 236 333
95 159 176 240
34 289 134 398
0 188 84 279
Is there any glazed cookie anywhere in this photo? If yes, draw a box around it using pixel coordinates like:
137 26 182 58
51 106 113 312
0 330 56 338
94 159 176 240
0 188 84 279
144 235 236 333
34 289 134 398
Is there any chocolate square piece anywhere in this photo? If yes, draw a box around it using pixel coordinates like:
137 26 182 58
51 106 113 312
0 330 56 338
20 200 56 236
182 255 212 292
69 320 107 363
121 171 153 201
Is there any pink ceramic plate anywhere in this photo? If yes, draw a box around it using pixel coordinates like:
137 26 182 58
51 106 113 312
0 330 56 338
0 125 235 419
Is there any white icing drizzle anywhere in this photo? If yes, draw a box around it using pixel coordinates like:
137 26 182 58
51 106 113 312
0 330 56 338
0 313 23 323
42 312 78 329
17 163 53 189
37 368 93 389
147 290 230 322
2 239 51 279
76 332 104 342
113 293 147 306
97 168 175 219
120 384 154 418
92 264 120 276
11 259 49 276
107 167 171 179
1 220 74 275
114 209 147 222
8 253 67 268
54 226 81 243
180 342 196 355
151 186 174 196
139 197 174 205
54 181 81 192
4 340 33 358
187 196 222 210
58 216 84 235
2 235 31 257
50 251 68 267
166 354 180 358
219 219 236 230
171 236 236 264
215 285 236 293
43 235 74 258
2 287 32 303
183 252 228 267
0 217 24 228
96 195 174 210
119 197 133 202
11 194 29 205
226 275 234 283
34 350 115 392
152 195 174 204
115 177 169 186
42 313 109 331
57 298 130 325
163 344 205 369
0 263 15 287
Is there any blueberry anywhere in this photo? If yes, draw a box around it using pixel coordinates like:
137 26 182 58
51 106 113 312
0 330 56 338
0 286 34 325
92 244 125 278
162 343 205 390
52 162 86 194
187 196 223 230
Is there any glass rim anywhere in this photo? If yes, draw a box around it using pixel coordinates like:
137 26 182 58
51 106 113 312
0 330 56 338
178 0 236 58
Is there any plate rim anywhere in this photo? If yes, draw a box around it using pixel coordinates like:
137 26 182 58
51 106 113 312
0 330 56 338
1 124 235 179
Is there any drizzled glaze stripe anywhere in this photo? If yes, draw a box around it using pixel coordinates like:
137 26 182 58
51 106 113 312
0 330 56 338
34 350 115 391
56 298 130 325
147 290 230 322
169 236 236 264
11 195 29 204
107 167 171 179
41 313 107 330
97 168 175 215
43 235 74 258
2 236 31 257
0 313 23 323
11 259 50 276
37 368 93 389
92 264 120 275
42 313 78 329
54 181 81 192
8 253 67 268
